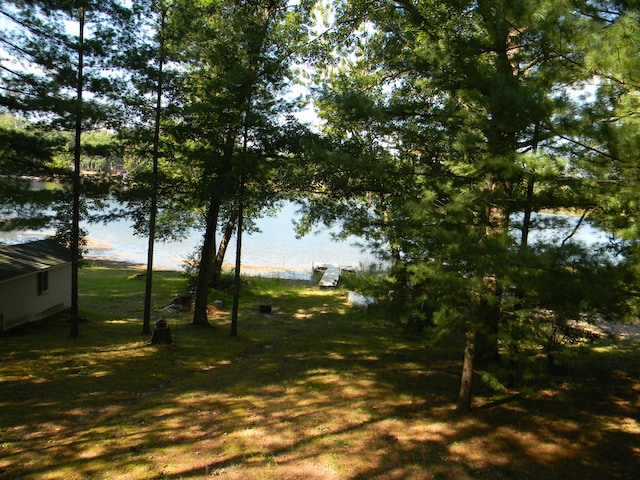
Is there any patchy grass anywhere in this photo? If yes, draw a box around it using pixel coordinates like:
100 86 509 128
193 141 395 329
0 264 639 479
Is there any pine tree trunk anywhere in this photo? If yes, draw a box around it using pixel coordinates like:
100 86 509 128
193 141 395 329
457 329 476 413
143 8 166 335
70 6 85 338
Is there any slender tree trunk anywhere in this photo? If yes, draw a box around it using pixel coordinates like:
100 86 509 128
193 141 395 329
520 175 534 249
143 8 166 335
193 197 220 325
229 77 253 336
521 125 539 251
457 329 476 413
70 6 85 338
212 209 238 288
230 196 243 337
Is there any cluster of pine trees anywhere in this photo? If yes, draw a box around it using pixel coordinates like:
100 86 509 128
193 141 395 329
1 1 638 410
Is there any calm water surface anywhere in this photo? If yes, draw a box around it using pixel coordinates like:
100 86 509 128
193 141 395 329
2 201 379 278
2 196 615 279
89 202 379 276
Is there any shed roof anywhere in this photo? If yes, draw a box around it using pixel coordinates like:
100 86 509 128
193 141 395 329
0 239 72 282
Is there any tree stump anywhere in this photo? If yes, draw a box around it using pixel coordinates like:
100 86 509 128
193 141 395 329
151 318 173 345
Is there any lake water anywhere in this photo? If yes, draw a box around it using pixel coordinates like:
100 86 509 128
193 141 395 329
88 201 381 277
1 201 380 279
1 197 616 279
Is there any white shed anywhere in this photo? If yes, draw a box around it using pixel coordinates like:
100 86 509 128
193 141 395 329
0 239 72 332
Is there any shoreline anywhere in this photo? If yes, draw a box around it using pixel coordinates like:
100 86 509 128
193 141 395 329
84 256 313 279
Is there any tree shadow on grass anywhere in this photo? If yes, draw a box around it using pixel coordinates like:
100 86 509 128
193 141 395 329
1 279 639 479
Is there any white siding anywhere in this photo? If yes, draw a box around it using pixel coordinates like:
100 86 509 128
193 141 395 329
0 264 71 331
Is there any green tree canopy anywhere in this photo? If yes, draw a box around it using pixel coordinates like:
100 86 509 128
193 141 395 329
162 0 317 326
302 0 640 410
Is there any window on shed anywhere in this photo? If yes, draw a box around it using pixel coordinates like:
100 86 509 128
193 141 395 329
38 270 49 295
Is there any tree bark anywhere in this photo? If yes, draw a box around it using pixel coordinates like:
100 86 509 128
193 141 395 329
230 197 243 337
457 329 476 413
212 209 238 288
192 197 220 325
70 6 85 338
143 7 166 335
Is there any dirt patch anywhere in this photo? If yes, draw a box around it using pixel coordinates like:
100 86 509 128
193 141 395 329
574 319 640 341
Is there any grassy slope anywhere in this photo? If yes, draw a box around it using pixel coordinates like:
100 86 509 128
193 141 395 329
0 265 638 479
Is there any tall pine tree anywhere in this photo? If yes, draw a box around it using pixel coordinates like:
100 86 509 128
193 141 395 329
306 0 637 410
0 0 134 336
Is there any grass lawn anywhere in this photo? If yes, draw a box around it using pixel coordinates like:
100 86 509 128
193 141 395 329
1 264 639 479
